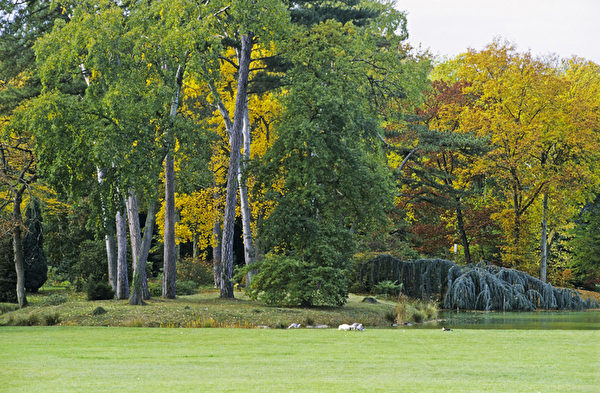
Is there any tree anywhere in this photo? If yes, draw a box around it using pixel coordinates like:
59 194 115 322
253 20 399 306
23 198 47 292
0 131 37 307
450 41 599 277
569 195 600 289
0 0 69 308
0 235 16 302
205 0 288 298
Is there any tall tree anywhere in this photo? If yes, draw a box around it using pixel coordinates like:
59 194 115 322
253 19 405 306
0 0 67 308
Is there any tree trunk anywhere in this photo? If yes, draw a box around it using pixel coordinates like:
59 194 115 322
115 208 129 299
127 191 156 305
163 150 177 299
97 167 117 290
192 234 199 261
163 64 184 299
238 99 256 285
539 192 548 283
221 33 254 299
455 200 472 264
13 189 27 308
212 205 222 289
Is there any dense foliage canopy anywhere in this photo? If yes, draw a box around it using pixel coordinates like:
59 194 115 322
1 1 598 308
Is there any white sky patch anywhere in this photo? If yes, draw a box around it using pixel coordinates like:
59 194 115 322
395 0 600 63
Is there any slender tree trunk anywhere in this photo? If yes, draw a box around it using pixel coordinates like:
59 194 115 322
163 64 185 299
13 189 27 308
238 100 256 284
115 208 129 299
539 192 548 283
127 191 156 305
163 150 177 298
138 199 157 299
221 33 254 299
212 201 222 289
97 167 117 290
512 186 521 269
192 234 199 261
455 200 472 264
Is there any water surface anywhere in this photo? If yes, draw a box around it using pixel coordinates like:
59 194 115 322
413 310 600 330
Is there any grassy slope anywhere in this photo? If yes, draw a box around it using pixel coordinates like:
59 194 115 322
0 289 397 328
0 327 598 392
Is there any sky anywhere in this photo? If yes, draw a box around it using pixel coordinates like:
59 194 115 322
395 0 600 64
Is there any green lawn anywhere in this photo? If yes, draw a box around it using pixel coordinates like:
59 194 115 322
1 327 598 392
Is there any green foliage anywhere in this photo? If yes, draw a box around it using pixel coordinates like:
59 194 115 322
148 280 162 298
0 236 17 303
86 280 115 301
396 298 438 324
39 293 68 306
569 196 600 289
243 254 348 307
0 303 19 314
373 280 403 298
255 20 400 306
176 257 214 286
176 280 199 296
358 255 597 311
24 198 48 292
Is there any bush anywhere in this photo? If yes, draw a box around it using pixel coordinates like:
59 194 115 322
177 280 198 296
40 293 68 306
86 280 115 301
148 280 162 297
243 255 348 307
374 280 403 298
177 257 214 285
43 313 60 326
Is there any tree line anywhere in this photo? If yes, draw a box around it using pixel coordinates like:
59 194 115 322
1 0 598 308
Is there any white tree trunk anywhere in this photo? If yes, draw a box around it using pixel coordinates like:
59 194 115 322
237 100 255 284
115 208 129 299
127 191 155 305
221 33 254 298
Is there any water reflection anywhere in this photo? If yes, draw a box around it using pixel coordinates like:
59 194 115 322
408 310 600 330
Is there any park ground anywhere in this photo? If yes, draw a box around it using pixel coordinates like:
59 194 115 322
0 327 598 392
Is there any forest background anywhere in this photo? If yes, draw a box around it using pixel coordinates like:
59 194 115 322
1 0 599 309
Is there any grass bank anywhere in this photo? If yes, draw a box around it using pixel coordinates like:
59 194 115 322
0 288 397 328
0 327 598 392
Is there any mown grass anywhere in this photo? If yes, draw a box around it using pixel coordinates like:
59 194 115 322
0 327 598 392
0 288 398 328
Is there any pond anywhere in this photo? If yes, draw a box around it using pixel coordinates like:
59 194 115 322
409 310 600 330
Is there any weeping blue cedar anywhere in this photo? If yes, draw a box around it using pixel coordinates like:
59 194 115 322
357 255 598 311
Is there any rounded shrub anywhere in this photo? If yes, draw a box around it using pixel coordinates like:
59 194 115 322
86 280 115 301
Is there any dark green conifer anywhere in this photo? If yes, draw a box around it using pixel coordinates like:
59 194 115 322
0 237 17 303
24 199 48 292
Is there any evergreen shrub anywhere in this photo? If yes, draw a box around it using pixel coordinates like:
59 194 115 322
86 280 115 301
23 199 48 292
244 254 348 307
0 236 16 303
